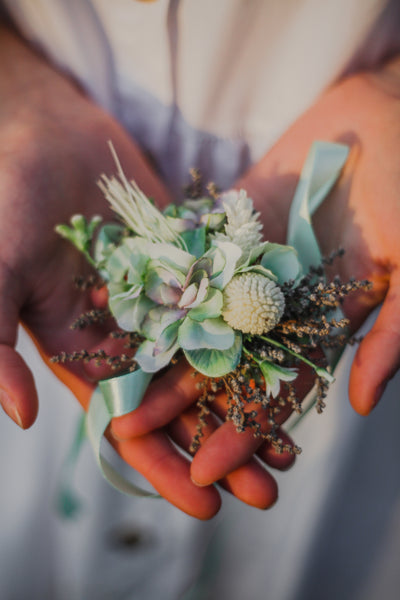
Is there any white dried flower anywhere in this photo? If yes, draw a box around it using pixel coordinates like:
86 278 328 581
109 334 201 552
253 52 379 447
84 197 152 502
98 142 185 248
213 189 263 259
222 273 285 335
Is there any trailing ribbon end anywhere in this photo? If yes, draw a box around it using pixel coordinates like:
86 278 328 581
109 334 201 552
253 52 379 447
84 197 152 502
86 369 160 498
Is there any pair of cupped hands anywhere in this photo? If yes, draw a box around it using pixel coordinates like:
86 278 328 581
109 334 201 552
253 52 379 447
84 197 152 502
2 27 400 518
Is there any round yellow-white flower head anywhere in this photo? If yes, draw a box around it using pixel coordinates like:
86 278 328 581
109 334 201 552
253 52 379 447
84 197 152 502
222 273 285 335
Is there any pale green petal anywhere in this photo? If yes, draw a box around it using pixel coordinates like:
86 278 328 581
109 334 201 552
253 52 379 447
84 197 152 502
105 237 149 282
237 264 278 280
189 258 213 282
205 241 242 290
165 215 196 233
183 331 242 377
178 316 235 350
148 258 187 287
259 360 298 398
178 283 199 308
142 306 186 341
199 212 226 230
108 290 155 332
136 339 180 372
108 281 142 302
146 242 195 274
185 277 209 308
188 287 223 321
144 266 182 305
154 319 182 355
238 241 270 268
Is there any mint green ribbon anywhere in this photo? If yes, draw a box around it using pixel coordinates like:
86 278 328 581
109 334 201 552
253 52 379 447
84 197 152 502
287 140 348 270
286 141 349 427
87 369 159 497
60 141 349 512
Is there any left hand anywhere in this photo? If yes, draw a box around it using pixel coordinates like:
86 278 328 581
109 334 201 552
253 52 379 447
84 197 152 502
237 56 400 417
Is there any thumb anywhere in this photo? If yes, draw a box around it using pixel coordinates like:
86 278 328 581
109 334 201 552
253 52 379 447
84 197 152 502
0 297 38 428
349 272 400 415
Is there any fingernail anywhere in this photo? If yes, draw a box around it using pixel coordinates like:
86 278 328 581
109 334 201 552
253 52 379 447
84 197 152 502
190 475 208 488
0 390 23 428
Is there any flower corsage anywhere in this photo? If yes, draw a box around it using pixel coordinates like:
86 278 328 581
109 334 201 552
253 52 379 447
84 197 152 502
54 141 370 499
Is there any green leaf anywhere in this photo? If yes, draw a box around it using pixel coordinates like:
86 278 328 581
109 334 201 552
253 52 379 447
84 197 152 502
180 227 206 258
258 360 298 398
94 223 124 266
261 244 301 284
183 331 242 377
163 204 179 218
55 214 102 266
178 316 235 350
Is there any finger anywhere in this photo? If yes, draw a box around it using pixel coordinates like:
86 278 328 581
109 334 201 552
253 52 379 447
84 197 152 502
0 344 38 428
112 433 221 520
83 333 136 382
111 362 200 440
210 389 295 428
209 392 297 469
190 389 300 485
184 374 302 486
219 461 278 509
190 422 263 486
49 365 221 519
168 408 278 509
90 285 109 309
349 273 400 415
0 285 38 428
257 429 297 471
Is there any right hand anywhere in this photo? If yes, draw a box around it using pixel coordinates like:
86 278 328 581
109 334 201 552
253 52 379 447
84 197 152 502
0 26 172 428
